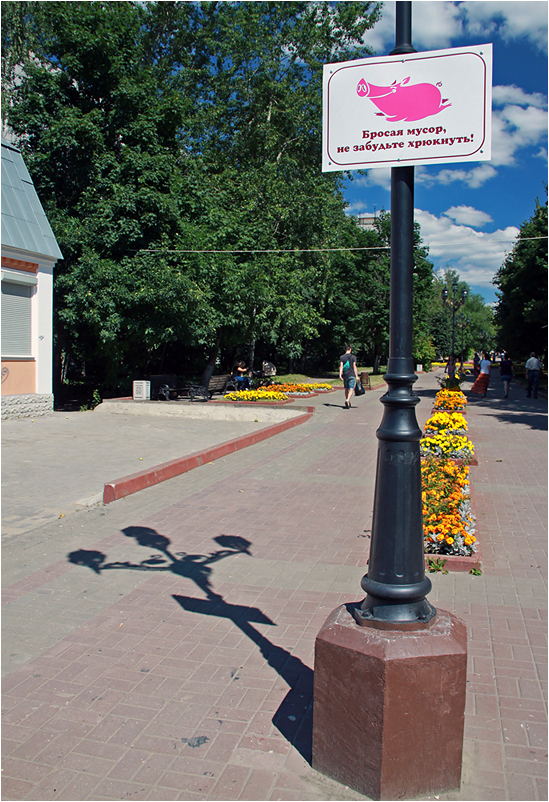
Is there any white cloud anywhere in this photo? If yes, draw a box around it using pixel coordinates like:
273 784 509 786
414 208 520 287
411 1 464 49
361 6 394 55
362 1 463 53
492 85 547 110
462 1 548 54
360 5 547 185
492 104 548 166
354 168 392 192
344 201 383 216
363 1 547 54
444 205 493 227
416 163 497 188
412 86 547 185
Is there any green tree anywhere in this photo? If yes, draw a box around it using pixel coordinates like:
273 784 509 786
4 0 383 392
429 270 495 361
1 1 47 128
325 210 436 372
493 196 548 361
164 0 383 382
5 2 207 389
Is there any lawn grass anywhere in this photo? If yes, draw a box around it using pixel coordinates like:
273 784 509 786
274 368 386 387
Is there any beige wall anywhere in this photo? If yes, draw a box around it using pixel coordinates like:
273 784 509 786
1 360 36 395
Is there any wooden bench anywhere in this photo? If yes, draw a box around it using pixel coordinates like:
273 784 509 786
188 373 236 402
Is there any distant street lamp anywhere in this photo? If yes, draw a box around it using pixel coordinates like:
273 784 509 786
442 283 468 356
459 314 470 370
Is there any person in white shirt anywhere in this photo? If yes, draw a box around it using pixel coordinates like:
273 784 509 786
525 352 543 399
470 353 491 397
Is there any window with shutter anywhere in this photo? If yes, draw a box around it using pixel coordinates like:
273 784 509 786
2 282 32 356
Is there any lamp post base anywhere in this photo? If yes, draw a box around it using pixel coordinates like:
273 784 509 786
312 603 467 801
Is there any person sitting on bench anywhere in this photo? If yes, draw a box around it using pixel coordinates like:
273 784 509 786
233 362 251 391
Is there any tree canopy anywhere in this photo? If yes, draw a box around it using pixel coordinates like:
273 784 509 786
428 269 495 362
493 196 548 361
4 1 392 392
3 0 482 395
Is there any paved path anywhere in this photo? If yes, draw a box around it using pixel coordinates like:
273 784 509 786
2 372 547 801
1 404 304 537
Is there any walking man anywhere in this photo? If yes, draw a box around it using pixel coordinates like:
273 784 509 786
525 352 543 398
339 344 359 409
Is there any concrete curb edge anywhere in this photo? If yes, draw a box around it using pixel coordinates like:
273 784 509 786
103 407 314 504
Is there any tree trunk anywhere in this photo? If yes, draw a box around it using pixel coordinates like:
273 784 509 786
200 332 221 387
373 345 381 375
248 307 257 373
248 337 256 374
158 341 168 372
52 318 66 408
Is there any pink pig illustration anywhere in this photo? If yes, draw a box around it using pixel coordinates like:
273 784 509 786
356 77 451 122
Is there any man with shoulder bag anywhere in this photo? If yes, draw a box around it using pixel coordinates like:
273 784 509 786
339 344 360 409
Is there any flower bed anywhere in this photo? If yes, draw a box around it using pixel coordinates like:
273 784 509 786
272 382 333 394
421 401 474 461
223 389 288 402
421 387 481 571
422 457 477 558
224 382 334 402
433 388 467 411
424 411 467 436
420 431 475 461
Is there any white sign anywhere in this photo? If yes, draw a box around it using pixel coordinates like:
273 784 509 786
322 44 492 172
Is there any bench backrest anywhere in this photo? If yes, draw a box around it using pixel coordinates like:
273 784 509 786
146 374 179 387
208 374 230 389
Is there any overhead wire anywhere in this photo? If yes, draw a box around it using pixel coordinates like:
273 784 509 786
132 236 546 256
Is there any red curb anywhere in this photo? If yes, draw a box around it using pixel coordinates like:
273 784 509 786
103 409 314 504
424 552 482 573
431 407 468 414
333 383 386 391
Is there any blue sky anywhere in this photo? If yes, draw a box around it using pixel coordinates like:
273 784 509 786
342 0 548 304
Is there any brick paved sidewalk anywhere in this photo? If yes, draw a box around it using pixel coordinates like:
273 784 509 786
2 373 547 801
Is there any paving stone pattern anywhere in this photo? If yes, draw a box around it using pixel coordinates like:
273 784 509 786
2 373 547 801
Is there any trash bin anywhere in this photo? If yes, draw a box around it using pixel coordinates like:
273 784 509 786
360 372 371 390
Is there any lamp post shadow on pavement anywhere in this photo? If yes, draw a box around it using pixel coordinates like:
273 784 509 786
311 5 467 800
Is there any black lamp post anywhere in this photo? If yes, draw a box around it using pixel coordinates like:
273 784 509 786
354 2 435 627
459 314 470 369
313 7 468 796
442 282 468 357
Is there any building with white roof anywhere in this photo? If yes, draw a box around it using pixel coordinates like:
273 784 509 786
1 138 63 418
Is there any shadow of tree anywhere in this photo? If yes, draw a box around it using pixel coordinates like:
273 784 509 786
67 528 313 763
471 394 548 431
415 383 547 432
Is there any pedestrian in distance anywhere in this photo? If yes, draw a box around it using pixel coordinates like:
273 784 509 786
499 352 514 398
445 354 457 380
470 352 491 397
473 352 481 379
525 352 543 398
339 344 359 409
